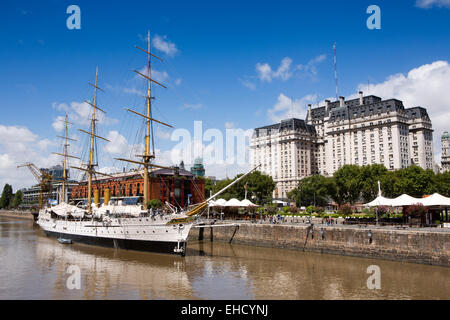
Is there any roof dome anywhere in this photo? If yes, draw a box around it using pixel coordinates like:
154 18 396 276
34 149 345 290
442 131 450 139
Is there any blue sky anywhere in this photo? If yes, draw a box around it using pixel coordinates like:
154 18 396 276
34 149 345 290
1 0 450 190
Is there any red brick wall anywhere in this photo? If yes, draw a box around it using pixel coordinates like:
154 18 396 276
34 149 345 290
71 175 205 207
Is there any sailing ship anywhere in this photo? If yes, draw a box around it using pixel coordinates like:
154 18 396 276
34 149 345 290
37 31 259 255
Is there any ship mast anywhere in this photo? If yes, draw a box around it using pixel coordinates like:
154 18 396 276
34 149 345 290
144 30 153 207
115 30 173 208
70 68 112 214
52 115 79 203
87 68 99 212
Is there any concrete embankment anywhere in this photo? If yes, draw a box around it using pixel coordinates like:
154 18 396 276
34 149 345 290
189 223 450 267
0 210 35 220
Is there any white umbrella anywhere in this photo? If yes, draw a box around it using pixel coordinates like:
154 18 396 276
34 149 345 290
365 195 394 207
224 198 243 207
390 194 423 207
208 200 217 207
240 199 258 207
214 198 227 206
420 193 450 207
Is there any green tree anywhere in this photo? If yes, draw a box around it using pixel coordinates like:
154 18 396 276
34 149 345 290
333 165 361 205
392 166 434 198
12 190 24 208
380 170 398 198
147 199 162 209
430 171 450 197
0 184 13 209
288 175 335 207
359 164 388 202
204 177 215 199
211 171 275 204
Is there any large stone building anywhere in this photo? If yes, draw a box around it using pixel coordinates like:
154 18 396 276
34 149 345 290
442 131 450 172
251 93 434 199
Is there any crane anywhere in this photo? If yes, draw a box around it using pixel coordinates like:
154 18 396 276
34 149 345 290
17 162 53 209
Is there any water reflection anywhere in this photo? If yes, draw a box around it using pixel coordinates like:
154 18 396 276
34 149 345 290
1 217 449 300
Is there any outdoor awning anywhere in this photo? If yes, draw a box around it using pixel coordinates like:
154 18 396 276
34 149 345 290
240 199 259 207
390 194 423 207
224 198 244 207
365 193 450 207
209 198 227 207
365 195 394 207
420 193 450 207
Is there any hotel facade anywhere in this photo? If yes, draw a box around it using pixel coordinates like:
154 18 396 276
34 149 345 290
251 93 434 199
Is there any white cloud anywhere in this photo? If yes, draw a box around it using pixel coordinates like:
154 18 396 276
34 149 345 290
239 78 257 90
0 125 62 191
123 87 145 96
267 93 318 123
103 131 130 155
152 69 169 83
156 127 172 140
51 101 118 132
353 60 450 163
254 55 326 84
175 78 182 86
37 139 54 151
152 35 178 56
416 0 450 8
256 57 293 82
182 103 203 110
297 54 327 77
134 66 169 88
224 122 235 129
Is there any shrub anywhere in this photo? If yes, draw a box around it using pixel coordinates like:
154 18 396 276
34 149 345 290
315 207 325 217
147 199 162 209
338 204 353 217
404 203 428 218
265 204 278 215
374 206 389 217
306 205 315 215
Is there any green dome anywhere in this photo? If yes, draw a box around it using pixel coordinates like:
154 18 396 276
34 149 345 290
442 131 450 139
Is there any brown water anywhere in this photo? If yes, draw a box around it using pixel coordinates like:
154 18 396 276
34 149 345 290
0 217 449 300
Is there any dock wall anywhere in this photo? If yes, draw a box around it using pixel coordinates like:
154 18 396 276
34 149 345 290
0 210 34 220
189 223 450 267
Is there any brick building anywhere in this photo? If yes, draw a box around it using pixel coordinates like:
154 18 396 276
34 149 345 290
71 167 205 208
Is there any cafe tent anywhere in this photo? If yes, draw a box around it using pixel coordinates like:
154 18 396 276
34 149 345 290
224 198 244 207
365 195 394 207
211 199 227 206
390 194 423 207
240 199 259 207
420 193 450 207
208 200 217 207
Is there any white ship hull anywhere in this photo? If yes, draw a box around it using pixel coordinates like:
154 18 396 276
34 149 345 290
37 209 194 255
